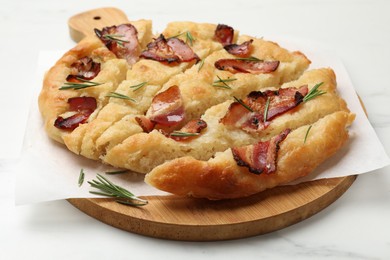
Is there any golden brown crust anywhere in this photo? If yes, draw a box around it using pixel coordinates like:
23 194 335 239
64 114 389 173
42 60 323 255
145 111 355 199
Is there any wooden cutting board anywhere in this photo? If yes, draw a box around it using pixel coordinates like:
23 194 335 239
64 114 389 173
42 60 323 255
66 7 357 241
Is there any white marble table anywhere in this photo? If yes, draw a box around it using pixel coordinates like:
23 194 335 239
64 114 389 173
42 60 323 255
1 0 389 259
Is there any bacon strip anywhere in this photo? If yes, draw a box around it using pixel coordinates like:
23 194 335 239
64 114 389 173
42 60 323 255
66 56 101 82
215 59 279 74
54 97 97 130
94 24 139 65
135 116 156 133
149 85 185 127
170 119 207 141
68 96 97 113
140 34 199 63
232 129 290 174
221 86 308 132
224 40 253 57
214 24 234 46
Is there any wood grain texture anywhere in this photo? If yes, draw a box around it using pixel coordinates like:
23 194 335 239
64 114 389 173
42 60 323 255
66 7 357 241
68 175 356 241
68 7 129 42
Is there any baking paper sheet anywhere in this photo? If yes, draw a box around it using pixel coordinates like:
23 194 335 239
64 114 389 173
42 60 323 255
15 38 390 205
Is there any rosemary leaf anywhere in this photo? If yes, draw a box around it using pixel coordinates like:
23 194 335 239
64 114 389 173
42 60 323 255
235 56 262 62
59 78 102 90
88 173 148 206
170 31 196 46
106 92 136 102
170 131 199 137
103 34 130 46
233 96 253 112
303 82 326 102
198 59 205 72
212 76 236 89
78 169 85 187
129 82 148 92
263 97 270 122
304 125 312 144
185 31 195 46
105 170 129 175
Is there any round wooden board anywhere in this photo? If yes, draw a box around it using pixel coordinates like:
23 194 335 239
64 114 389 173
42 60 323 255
68 175 356 241
65 7 358 241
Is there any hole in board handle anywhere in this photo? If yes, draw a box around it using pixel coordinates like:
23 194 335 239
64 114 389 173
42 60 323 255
93 16 101 20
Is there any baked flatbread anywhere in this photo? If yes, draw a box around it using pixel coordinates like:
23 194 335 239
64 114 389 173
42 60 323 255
38 20 354 199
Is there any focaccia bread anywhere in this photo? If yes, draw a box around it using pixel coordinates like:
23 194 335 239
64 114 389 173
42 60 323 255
38 20 354 199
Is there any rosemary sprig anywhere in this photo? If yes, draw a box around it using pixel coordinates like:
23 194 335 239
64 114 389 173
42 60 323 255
198 59 205 72
171 31 196 46
103 34 129 46
105 170 129 175
106 92 136 102
88 174 148 206
235 56 262 62
78 169 85 187
212 76 236 89
129 81 148 92
303 82 326 102
59 78 102 90
263 97 270 122
170 131 200 137
185 31 195 46
304 125 312 144
233 96 253 112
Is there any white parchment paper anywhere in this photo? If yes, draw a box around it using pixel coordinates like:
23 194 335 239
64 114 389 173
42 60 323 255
15 39 390 205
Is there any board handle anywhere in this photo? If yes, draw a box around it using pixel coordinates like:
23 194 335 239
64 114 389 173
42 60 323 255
68 7 129 42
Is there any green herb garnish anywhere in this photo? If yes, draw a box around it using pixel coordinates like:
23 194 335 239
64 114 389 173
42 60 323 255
78 169 85 187
235 56 262 62
129 82 148 92
233 96 253 112
103 34 130 46
304 125 312 144
303 82 326 102
263 97 270 122
198 59 205 72
170 131 199 137
106 92 136 102
88 173 148 207
105 170 129 175
212 76 236 89
171 31 196 46
59 78 102 90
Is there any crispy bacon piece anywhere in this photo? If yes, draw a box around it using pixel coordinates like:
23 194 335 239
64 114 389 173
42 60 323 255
232 129 290 174
214 24 234 46
221 86 308 132
68 97 97 113
140 34 199 63
135 116 156 133
94 24 139 65
224 40 253 57
215 59 279 74
54 113 90 130
66 56 101 82
54 97 97 130
170 119 207 141
149 85 185 127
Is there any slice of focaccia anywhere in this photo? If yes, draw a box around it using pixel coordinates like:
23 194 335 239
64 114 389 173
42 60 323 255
39 20 153 144
145 111 354 199
102 68 350 173
62 21 234 159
